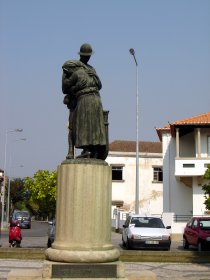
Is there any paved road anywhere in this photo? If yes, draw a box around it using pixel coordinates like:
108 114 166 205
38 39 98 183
1 221 184 250
1 221 210 279
0 259 210 280
0 221 49 248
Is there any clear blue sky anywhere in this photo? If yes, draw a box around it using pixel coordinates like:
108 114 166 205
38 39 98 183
0 0 210 178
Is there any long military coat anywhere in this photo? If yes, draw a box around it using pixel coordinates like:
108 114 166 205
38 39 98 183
62 61 106 149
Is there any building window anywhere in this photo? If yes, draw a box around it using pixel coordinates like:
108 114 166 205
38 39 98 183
153 167 163 182
208 136 210 156
112 166 124 181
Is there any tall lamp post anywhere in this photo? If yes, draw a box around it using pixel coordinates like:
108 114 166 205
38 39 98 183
1 129 23 229
129 48 139 214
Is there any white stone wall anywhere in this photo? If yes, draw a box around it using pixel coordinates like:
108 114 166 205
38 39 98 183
161 128 209 216
162 132 193 215
193 177 207 215
106 151 163 215
162 133 173 212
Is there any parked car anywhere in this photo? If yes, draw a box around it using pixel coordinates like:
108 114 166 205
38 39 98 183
47 220 55 248
11 211 31 229
183 217 210 251
122 214 171 250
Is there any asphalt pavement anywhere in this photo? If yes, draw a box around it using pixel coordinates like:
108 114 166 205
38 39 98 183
1 223 210 279
0 227 182 250
0 220 183 250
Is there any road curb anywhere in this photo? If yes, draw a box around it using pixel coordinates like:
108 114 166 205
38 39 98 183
0 248 46 260
120 250 210 263
0 248 210 263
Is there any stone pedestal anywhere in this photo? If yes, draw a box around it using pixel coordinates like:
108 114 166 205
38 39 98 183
6 159 155 279
42 260 126 279
45 159 120 263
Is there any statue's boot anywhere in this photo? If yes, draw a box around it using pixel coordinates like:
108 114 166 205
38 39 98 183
77 148 91 158
66 151 74 159
90 146 99 159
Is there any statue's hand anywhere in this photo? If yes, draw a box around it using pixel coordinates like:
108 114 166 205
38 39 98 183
72 80 86 93
63 95 70 105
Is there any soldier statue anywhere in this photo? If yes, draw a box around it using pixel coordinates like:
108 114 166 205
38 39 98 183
62 43 108 160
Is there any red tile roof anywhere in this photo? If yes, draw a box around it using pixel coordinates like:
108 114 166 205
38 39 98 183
109 140 162 153
173 112 210 125
156 112 210 141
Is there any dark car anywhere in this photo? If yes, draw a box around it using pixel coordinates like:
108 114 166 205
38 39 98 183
12 211 31 229
183 217 210 251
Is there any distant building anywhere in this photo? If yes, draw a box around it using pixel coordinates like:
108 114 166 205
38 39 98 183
106 140 163 214
107 112 210 219
156 112 210 216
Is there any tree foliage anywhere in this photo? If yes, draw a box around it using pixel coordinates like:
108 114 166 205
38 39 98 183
8 178 27 212
202 165 210 210
24 170 57 219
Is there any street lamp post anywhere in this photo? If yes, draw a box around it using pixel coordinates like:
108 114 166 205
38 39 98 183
129 48 140 214
1 129 23 229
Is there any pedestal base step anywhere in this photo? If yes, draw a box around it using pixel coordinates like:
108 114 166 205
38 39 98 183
7 266 156 280
43 261 125 279
52 263 117 278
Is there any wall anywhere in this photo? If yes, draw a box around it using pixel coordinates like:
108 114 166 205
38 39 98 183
193 177 207 215
200 128 210 157
179 132 195 157
107 151 163 214
162 133 193 215
162 133 173 212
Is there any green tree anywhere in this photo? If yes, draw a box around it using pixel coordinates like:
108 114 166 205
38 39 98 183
9 178 26 211
24 170 57 219
202 165 210 210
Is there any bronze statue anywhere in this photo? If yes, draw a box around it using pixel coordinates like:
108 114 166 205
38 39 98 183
62 43 108 160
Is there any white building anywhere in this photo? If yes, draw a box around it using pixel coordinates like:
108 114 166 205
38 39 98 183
156 111 210 217
107 140 163 215
108 113 210 236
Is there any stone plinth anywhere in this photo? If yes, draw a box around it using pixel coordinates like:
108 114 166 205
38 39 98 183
42 260 126 279
45 159 120 263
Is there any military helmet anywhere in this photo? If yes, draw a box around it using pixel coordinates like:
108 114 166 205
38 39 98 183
78 43 94 56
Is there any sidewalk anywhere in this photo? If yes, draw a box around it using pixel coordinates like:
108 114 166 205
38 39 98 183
1 259 210 280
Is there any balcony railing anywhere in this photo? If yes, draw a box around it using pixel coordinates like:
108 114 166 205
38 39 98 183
175 158 210 176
